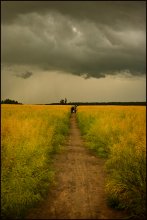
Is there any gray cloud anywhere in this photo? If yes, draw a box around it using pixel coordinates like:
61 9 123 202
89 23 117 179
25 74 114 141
14 71 33 79
1 1 146 79
1 1 145 28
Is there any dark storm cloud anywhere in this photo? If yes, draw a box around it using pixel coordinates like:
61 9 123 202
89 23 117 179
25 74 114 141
14 71 33 79
1 1 145 28
1 1 146 78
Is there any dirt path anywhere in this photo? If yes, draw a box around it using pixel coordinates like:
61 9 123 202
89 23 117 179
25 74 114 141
26 114 127 219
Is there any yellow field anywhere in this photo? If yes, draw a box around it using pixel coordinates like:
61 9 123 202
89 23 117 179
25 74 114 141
2 104 146 218
77 105 146 217
1 104 71 219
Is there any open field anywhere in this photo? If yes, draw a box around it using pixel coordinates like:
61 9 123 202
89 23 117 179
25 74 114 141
26 113 127 219
1 104 146 219
77 105 146 218
1 104 71 219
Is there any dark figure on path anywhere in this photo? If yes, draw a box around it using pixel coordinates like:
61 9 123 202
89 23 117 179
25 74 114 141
71 105 77 113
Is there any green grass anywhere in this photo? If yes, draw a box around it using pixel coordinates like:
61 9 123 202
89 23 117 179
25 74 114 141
77 106 146 218
1 105 71 219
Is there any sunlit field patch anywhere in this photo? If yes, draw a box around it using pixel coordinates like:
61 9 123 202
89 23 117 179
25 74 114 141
1 104 71 219
77 105 146 218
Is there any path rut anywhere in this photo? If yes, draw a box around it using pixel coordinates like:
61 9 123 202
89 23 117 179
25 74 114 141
26 113 127 219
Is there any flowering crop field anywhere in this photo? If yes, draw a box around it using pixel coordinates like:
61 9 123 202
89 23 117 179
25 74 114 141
77 106 146 217
1 104 71 219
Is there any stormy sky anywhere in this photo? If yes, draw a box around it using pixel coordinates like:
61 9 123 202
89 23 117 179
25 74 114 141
1 1 146 104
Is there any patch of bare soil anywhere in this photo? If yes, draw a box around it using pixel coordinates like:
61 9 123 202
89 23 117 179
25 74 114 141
26 114 128 219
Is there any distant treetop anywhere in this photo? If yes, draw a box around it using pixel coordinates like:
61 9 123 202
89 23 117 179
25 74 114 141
60 98 67 104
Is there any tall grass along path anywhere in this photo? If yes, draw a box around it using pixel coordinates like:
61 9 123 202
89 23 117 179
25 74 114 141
26 113 127 219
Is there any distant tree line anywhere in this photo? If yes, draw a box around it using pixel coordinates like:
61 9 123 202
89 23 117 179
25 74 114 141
68 102 146 106
1 99 22 104
48 101 146 106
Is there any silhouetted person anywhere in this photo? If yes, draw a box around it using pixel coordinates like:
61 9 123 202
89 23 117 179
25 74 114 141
71 106 75 113
71 105 77 113
71 106 76 113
